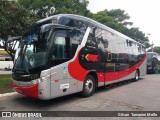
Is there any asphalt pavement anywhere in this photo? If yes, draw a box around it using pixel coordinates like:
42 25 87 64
0 74 160 119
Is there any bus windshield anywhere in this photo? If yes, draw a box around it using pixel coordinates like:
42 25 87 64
13 23 84 75
13 26 51 72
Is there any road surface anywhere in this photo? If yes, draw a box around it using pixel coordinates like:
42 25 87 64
0 74 160 119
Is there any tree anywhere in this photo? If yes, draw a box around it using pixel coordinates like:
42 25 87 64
92 11 126 33
97 9 133 26
92 9 150 48
148 46 160 54
0 1 38 40
0 1 38 60
18 0 55 18
0 0 152 61
18 0 91 18
0 0 91 60
126 27 150 48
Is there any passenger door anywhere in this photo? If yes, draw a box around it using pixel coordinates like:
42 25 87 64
50 31 77 98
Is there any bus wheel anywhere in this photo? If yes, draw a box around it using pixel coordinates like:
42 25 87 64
81 75 96 97
134 70 139 81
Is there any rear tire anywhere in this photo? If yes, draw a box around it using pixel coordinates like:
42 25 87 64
81 75 96 97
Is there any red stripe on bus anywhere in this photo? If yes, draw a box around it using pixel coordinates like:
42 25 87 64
12 82 39 99
69 48 146 83
68 50 89 81
99 56 147 82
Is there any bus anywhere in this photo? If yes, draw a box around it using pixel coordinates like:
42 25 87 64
147 52 160 73
11 14 146 100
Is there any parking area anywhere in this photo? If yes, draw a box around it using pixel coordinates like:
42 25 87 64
0 74 160 119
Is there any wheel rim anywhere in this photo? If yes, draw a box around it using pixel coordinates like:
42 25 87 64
135 72 139 80
85 79 93 93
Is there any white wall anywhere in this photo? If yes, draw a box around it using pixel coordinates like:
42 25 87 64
0 61 13 69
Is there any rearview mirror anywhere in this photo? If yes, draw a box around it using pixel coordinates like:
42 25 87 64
6 36 22 52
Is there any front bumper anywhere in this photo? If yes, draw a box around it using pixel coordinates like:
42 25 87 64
11 81 39 99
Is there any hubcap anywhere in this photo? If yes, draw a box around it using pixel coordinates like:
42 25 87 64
135 72 139 80
85 79 93 93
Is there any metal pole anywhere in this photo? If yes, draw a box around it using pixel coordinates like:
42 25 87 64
152 41 154 52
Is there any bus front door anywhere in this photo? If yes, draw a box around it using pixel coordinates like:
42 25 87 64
50 63 78 99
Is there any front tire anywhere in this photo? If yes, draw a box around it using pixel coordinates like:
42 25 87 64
81 75 96 97
134 70 139 81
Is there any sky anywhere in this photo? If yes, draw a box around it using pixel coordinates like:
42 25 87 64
87 0 160 47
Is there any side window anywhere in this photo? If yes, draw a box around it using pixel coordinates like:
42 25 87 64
70 29 84 57
58 17 74 26
138 44 142 54
53 37 69 60
95 28 119 62
51 30 70 62
132 43 138 55
85 29 97 49
95 29 109 51
70 29 84 45
117 37 127 63
58 17 87 57
126 40 133 54
142 46 146 54
51 29 85 66
58 17 87 33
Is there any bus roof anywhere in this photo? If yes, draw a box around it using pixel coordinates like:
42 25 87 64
37 14 145 47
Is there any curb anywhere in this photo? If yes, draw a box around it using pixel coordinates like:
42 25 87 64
0 92 17 98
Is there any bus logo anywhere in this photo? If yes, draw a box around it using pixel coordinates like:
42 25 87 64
2 112 11 117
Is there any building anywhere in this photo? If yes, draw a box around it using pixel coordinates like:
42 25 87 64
0 50 13 69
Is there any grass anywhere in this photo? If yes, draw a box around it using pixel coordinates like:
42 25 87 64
0 74 13 94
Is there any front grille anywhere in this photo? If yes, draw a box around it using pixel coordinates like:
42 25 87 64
12 73 40 82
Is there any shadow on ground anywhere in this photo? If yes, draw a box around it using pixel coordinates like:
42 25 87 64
12 78 144 110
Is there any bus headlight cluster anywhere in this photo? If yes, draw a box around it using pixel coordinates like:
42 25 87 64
31 79 38 85
30 77 45 85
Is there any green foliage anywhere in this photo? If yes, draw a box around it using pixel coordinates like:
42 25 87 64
0 0 152 50
97 9 133 26
18 0 90 18
127 27 150 47
153 47 160 54
92 12 125 33
0 1 38 40
54 0 90 16
18 0 55 18
148 46 160 54
92 9 150 48
0 74 13 94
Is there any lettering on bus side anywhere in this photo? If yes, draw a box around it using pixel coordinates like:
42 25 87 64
106 63 115 67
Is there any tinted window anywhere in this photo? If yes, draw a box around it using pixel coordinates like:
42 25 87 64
58 17 87 33
95 29 109 51
51 29 85 66
86 29 97 48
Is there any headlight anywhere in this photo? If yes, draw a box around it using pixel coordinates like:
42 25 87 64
30 76 49 85
31 79 38 84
